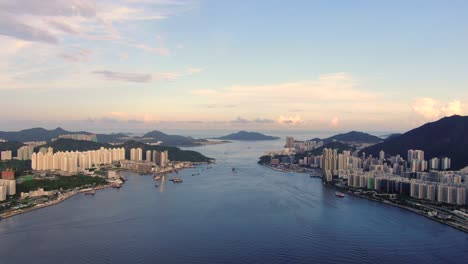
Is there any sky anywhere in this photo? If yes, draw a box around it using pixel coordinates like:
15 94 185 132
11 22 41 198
0 0 467 133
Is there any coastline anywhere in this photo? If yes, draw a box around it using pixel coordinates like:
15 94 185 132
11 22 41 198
322 182 468 233
0 184 113 220
1 163 203 220
260 163 468 233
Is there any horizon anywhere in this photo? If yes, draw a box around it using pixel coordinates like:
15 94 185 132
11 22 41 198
1 1 467 131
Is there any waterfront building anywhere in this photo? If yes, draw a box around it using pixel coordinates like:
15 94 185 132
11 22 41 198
153 150 169 167
146 150 152 162
1 169 15 180
0 150 12 160
0 179 16 196
31 147 125 173
0 186 6 201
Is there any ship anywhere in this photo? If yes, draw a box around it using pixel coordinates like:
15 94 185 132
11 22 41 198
84 189 95 196
335 192 345 198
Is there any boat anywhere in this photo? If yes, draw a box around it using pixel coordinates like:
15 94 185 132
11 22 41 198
170 177 183 183
155 184 159 187
84 189 95 196
154 175 162 181
192 173 200 176
335 192 345 198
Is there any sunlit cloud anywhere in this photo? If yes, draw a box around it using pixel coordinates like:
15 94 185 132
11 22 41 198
277 115 304 126
412 98 464 121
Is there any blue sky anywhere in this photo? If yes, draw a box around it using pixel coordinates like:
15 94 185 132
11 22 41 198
0 0 467 132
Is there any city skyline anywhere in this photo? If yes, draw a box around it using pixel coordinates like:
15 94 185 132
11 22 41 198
1 0 468 132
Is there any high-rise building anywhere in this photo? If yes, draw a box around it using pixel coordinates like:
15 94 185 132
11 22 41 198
0 150 12 161
146 150 152 162
379 150 385 161
286 137 295 148
17 145 35 160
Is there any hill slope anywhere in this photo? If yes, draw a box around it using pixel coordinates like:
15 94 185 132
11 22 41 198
361 115 468 169
142 131 207 146
319 131 382 144
215 131 280 141
120 141 212 162
0 127 92 143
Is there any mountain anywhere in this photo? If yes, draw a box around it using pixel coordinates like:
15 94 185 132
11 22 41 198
36 139 211 162
141 130 208 146
0 127 92 143
214 131 280 141
95 133 129 144
361 115 468 170
120 141 212 162
296 141 355 159
38 139 109 152
317 131 382 144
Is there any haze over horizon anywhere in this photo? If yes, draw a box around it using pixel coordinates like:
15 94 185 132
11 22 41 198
1 0 467 132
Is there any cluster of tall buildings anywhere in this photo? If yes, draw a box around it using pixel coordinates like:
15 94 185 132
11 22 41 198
52 134 98 142
285 137 323 152
31 147 125 173
0 179 16 201
313 147 466 205
129 148 169 167
17 146 35 160
346 172 467 205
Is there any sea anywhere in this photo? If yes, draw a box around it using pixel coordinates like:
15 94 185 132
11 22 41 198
0 131 467 264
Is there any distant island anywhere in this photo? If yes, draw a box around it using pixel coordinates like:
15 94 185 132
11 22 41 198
314 131 383 144
214 131 280 141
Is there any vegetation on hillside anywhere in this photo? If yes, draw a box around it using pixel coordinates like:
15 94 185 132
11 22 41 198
16 175 108 193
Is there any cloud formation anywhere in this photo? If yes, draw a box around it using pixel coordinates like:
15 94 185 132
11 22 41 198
412 98 463 121
92 70 152 83
91 67 202 83
277 115 303 125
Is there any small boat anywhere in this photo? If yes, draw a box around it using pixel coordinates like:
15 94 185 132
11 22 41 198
154 175 162 181
192 173 200 176
335 192 345 198
85 189 95 195
155 184 159 187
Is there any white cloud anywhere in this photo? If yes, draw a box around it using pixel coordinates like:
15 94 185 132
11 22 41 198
412 97 464 121
277 115 303 126
330 116 340 128
443 100 463 116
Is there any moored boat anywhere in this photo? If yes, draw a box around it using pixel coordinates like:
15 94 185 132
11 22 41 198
335 192 345 198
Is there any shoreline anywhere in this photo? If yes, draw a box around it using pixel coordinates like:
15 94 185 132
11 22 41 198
322 182 468 233
0 184 113 220
1 163 202 220
260 163 468 233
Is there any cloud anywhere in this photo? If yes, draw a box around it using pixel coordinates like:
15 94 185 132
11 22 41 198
412 98 463 121
154 68 203 80
229 117 276 124
253 118 275 124
230 117 251 124
277 115 303 125
92 70 152 83
443 100 463 116
191 73 375 103
0 14 59 44
135 44 170 56
59 48 92 62
330 116 340 128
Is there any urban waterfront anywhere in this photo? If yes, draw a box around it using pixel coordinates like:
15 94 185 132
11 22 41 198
0 139 467 264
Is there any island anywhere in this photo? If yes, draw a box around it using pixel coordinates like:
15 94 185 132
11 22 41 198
213 131 280 141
